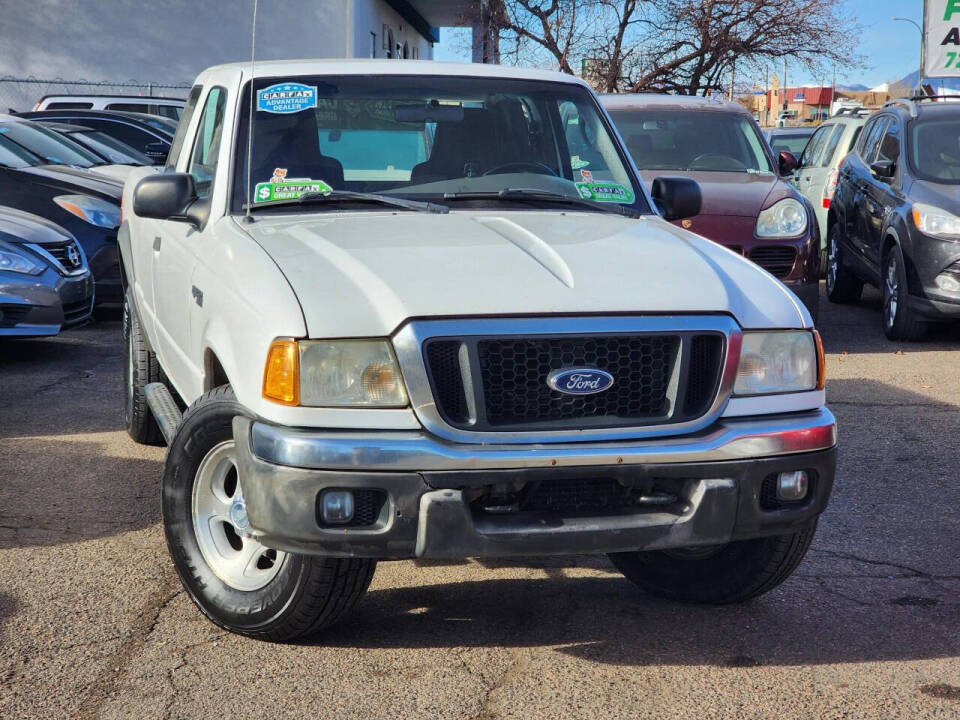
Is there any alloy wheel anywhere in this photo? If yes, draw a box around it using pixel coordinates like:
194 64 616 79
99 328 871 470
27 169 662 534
826 232 839 295
884 255 899 330
191 441 286 591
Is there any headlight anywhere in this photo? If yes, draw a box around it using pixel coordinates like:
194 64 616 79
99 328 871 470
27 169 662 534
734 331 822 396
0 242 45 275
911 203 960 240
756 198 807 238
54 195 121 229
263 338 408 407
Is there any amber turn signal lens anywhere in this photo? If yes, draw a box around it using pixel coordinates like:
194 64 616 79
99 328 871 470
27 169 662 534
813 330 825 390
262 339 299 405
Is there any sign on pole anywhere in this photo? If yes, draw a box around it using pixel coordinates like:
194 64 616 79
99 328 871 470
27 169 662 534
925 0 960 77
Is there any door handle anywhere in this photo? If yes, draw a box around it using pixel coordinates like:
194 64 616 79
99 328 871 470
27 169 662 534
153 236 162 251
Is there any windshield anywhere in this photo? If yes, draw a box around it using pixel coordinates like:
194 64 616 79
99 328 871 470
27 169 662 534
607 109 773 173
0 133 40 168
71 130 151 164
910 118 960 183
232 75 648 213
0 121 102 167
768 132 814 157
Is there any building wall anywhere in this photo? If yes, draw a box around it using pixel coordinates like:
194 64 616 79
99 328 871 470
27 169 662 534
352 0 435 60
0 0 433 87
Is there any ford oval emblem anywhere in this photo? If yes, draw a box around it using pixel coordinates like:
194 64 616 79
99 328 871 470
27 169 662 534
547 368 615 395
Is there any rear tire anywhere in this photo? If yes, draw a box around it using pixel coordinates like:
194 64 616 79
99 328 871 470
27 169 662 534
162 385 376 641
883 244 928 341
608 523 817 604
825 224 863 304
122 294 163 445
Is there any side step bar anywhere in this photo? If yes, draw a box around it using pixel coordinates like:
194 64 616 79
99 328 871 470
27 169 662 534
144 382 183 445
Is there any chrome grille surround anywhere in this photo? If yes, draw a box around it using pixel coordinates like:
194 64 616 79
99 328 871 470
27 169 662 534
392 315 743 445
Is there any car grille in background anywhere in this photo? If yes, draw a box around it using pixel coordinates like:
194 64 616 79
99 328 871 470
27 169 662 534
424 332 725 432
0 305 32 328
44 240 84 271
750 246 797 278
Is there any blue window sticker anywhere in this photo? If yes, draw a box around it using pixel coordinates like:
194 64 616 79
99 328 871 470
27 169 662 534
256 82 318 114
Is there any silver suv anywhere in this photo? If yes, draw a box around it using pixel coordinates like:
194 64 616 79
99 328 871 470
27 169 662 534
793 109 869 261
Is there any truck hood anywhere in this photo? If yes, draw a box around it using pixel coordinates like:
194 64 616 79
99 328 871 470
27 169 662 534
240 210 806 337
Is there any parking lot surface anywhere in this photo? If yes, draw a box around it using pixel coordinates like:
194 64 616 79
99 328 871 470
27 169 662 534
1 289 959 720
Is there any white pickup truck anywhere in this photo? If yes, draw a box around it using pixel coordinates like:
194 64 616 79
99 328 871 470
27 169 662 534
119 59 837 641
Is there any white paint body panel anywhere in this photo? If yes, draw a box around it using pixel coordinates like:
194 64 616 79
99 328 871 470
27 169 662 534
122 59 822 432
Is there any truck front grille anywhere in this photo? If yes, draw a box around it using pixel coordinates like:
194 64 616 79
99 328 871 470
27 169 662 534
424 332 724 432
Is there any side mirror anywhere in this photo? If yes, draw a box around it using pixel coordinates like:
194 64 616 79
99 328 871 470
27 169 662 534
133 173 198 226
144 141 169 166
651 176 702 222
870 159 895 179
779 151 799 175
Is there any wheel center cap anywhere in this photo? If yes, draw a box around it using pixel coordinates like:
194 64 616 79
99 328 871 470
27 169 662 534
229 495 249 531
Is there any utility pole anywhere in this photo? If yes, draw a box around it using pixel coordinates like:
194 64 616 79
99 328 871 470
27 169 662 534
729 57 735 101
783 58 788 111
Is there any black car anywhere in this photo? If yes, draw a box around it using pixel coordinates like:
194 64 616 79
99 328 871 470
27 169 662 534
38 122 152 166
0 115 123 304
0 206 93 336
15 109 174 164
828 97 960 340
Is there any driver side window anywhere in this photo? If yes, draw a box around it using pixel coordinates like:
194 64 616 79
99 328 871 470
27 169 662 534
188 87 227 199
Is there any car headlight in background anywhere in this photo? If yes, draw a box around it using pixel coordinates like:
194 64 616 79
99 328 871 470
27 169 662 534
756 198 807 238
0 242 45 275
54 195 121 229
734 330 824 396
263 339 408 407
911 203 960 240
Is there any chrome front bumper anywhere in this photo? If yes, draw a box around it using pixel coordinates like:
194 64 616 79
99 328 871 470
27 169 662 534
233 409 837 559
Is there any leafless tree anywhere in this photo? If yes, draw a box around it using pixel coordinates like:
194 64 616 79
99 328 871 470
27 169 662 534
467 0 860 96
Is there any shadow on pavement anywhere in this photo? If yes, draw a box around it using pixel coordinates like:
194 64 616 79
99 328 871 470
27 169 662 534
0 592 19 630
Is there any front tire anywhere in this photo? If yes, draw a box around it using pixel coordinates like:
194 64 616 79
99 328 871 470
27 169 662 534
162 386 375 641
825 224 863 304
883 244 928 341
608 524 817 604
122 294 163 445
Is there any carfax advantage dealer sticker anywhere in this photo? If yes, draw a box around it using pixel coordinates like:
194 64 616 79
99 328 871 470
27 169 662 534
257 82 318 114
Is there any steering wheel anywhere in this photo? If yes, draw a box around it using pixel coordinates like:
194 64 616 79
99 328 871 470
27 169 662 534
687 154 747 171
482 161 558 177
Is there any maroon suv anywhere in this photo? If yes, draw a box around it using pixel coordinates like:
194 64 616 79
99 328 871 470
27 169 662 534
602 94 820 320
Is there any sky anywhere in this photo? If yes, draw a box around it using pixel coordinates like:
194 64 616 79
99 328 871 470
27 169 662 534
434 0 925 90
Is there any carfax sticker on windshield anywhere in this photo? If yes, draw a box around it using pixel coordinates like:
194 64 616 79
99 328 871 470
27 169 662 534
257 82 318 114
270 167 288 183
254 178 332 203
575 181 635 204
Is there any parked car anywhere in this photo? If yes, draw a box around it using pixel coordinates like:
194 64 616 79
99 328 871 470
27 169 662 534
120 60 835 640
828 97 960 340
765 127 817 157
38 122 152 165
33 95 184 119
776 110 799 127
604 94 820 320
15 110 175 164
0 116 123 304
0 206 93 336
791 110 867 264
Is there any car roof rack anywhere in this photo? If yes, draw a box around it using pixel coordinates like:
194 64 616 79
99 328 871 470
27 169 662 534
883 95 960 118
832 107 871 117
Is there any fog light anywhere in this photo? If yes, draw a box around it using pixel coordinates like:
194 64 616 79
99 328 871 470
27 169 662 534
935 272 960 293
320 489 354 524
776 471 809 501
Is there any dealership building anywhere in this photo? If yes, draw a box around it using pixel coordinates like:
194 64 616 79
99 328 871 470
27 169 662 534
0 0 476 103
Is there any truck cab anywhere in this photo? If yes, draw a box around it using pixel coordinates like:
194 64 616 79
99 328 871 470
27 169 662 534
119 60 836 641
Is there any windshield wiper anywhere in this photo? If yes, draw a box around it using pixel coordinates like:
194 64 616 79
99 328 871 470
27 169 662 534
442 188 641 218
246 190 448 214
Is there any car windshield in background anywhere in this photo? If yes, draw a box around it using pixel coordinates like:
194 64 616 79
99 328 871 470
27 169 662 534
0 134 39 168
910 118 960 183
769 133 814 157
71 130 151 165
232 75 648 213
607 109 773 173
0 121 102 168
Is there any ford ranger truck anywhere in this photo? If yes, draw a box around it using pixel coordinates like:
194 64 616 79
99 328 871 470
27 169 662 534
119 60 837 641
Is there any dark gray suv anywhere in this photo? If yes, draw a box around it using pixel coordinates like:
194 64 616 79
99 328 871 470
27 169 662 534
828 97 960 340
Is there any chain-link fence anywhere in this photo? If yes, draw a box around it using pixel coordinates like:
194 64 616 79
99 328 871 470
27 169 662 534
0 77 190 113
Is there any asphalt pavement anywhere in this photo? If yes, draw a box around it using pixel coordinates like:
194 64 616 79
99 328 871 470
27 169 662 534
1 289 959 719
